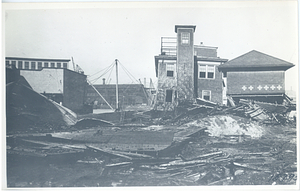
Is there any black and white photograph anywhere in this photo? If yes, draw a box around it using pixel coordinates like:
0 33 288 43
3 1 299 189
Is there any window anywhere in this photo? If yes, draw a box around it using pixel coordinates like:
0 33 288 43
63 63 68 68
51 62 55 68
25 62 29 69
223 72 227 78
44 62 49 68
166 64 175 77
202 90 211 101
199 65 206 78
5 61 9 66
166 90 173 102
207 65 214 78
18 61 23 69
181 32 190 45
31 62 36 70
57 62 61 68
11 61 16 68
199 64 215 79
38 62 42 69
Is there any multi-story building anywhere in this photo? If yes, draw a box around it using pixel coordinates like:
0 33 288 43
218 50 294 104
154 25 228 110
6 57 88 113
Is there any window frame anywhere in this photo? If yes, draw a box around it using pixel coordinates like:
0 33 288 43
181 32 190 45
25 62 29 69
202 90 211 101
166 63 175 77
18 61 23 69
198 64 215 79
31 62 36 70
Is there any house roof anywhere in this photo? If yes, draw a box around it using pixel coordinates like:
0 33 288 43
218 50 294 71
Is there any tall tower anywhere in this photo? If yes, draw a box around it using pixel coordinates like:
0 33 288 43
175 25 196 103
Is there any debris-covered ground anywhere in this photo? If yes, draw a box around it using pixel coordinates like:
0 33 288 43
7 111 297 187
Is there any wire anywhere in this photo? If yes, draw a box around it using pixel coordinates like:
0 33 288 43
89 63 115 84
88 61 115 78
117 60 139 84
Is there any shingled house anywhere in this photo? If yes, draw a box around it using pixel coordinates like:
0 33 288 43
154 25 228 110
218 50 294 104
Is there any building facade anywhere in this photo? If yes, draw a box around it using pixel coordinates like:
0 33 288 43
6 57 88 113
85 83 148 109
154 25 228 110
218 50 294 104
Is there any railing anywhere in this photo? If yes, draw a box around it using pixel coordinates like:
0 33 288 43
161 37 177 56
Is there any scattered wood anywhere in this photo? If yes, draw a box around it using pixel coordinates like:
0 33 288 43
106 162 132 167
86 145 133 160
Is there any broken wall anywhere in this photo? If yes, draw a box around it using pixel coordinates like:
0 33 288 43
63 69 87 112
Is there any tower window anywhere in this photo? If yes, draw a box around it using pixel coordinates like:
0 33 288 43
57 62 61 68
181 33 190 45
51 62 55 68
63 63 68 68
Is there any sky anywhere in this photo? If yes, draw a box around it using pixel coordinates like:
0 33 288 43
4 1 298 91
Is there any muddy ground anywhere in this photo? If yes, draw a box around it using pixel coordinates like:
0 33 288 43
6 114 297 187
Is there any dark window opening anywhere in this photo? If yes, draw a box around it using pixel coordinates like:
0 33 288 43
31 62 36 70
223 72 227 78
44 62 49 68
202 90 211 101
63 63 68 68
203 95 210 100
5 61 9 66
167 71 174 77
51 62 55 68
199 72 206 78
208 72 214 78
38 62 42 69
166 90 173 102
11 61 16 68
18 61 22 69
25 62 29 69
57 63 61 68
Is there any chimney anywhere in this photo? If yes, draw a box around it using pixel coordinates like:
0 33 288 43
102 78 106 85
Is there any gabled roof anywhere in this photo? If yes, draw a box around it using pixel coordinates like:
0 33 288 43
218 50 294 71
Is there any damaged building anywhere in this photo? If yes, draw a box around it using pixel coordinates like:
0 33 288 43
154 25 228 110
6 57 89 113
218 50 295 104
154 25 295 109
85 81 148 110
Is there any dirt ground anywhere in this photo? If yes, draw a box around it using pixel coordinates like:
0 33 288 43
6 114 297 187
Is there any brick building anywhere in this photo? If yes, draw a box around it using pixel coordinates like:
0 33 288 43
6 57 88 113
218 50 294 104
154 25 228 110
85 83 148 109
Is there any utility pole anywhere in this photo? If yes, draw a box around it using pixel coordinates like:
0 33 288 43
115 59 119 111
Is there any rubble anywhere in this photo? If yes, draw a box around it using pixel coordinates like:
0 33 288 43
6 95 297 187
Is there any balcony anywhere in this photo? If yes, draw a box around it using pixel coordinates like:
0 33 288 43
160 37 177 56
